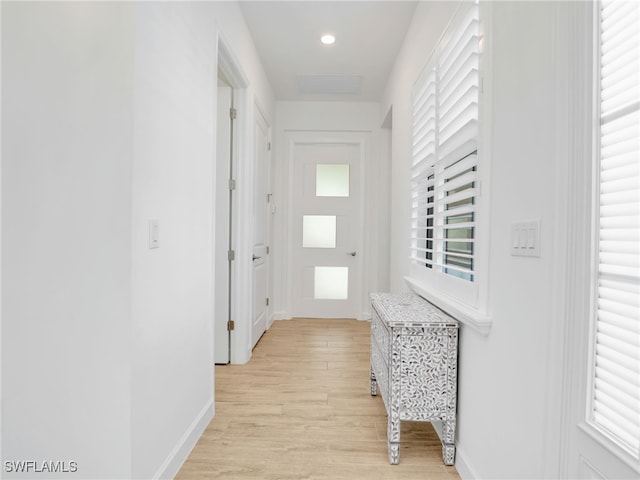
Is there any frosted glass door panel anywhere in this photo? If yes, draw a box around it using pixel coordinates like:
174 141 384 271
289 133 364 318
314 267 349 299
303 215 336 248
316 164 350 197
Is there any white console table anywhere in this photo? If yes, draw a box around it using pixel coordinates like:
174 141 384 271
370 292 459 465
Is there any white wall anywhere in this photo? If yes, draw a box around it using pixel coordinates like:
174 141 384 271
129 3 217 478
1 3 135 478
273 102 387 320
381 1 573 478
1 1 275 478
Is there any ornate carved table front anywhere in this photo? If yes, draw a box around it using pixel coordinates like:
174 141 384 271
370 292 459 466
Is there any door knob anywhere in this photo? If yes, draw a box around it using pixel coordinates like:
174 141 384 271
252 255 262 261
346 251 357 257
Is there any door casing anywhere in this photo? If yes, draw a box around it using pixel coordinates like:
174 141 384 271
213 80 233 364
215 34 254 365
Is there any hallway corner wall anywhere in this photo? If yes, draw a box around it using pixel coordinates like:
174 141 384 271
129 3 217 478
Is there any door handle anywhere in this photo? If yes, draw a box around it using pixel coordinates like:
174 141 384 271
346 251 357 257
252 255 262 261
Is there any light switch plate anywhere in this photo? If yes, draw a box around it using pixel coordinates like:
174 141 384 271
149 219 160 249
511 219 540 257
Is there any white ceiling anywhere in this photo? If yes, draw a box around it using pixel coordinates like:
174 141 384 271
239 1 418 101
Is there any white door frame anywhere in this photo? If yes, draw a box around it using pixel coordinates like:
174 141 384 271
213 81 232 364
283 131 369 320
215 34 254 365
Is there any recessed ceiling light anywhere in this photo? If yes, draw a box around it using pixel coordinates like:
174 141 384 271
320 34 335 45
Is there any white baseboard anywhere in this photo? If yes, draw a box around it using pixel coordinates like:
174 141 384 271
273 313 371 321
455 444 479 480
153 400 213 480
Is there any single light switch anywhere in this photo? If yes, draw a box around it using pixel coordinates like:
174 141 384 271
149 219 160 249
527 228 536 248
512 224 519 248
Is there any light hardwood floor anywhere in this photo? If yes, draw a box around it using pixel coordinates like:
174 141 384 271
176 318 461 480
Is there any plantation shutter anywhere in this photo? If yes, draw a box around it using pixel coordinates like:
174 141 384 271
410 2 479 282
591 0 640 455
411 67 437 268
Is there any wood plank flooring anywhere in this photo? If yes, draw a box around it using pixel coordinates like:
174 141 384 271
176 319 461 480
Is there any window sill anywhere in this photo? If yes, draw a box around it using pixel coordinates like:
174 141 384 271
404 276 492 335
578 422 640 474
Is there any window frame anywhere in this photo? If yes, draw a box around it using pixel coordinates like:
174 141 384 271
585 0 640 461
406 1 493 334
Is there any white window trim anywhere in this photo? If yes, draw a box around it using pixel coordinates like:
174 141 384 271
586 0 640 463
406 1 493 335
556 1 640 474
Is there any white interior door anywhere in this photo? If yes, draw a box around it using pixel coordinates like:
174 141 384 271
214 84 232 364
289 133 363 318
251 108 270 348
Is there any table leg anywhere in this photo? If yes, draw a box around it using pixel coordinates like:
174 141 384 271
442 443 455 466
370 367 377 396
388 442 399 465
387 413 400 464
